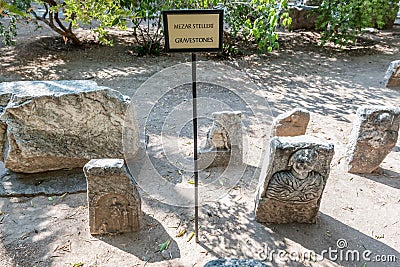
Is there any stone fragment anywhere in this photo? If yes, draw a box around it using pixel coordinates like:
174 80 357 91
204 259 270 267
0 80 138 173
346 106 400 174
289 5 319 30
198 111 242 169
255 136 334 224
271 108 310 137
384 60 400 87
84 159 141 235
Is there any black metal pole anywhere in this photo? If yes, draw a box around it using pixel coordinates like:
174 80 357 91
192 53 199 243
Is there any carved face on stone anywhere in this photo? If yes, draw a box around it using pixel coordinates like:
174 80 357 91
375 112 394 130
288 149 318 179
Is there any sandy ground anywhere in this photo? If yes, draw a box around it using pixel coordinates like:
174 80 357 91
0 22 400 267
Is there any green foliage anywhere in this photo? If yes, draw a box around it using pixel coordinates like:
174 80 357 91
2 0 292 55
63 0 130 45
316 0 400 47
0 0 29 45
221 0 291 53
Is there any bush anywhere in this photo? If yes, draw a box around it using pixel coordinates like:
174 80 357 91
316 0 400 46
221 0 291 53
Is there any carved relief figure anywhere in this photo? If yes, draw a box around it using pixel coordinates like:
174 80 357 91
206 124 230 151
95 194 132 234
266 149 324 203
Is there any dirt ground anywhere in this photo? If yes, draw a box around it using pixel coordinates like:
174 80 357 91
0 22 400 267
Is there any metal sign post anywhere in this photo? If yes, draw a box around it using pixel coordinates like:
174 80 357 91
163 9 223 243
191 52 199 242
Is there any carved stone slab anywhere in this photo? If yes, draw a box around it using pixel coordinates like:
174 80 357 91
199 111 242 168
84 159 141 235
255 136 334 224
384 60 400 87
346 106 400 174
271 108 310 137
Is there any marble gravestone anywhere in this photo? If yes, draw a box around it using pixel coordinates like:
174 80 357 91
346 106 400 174
0 80 137 173
271 108 310 137
84 159 141 235
198 111 243 168
384 60 400 87
255 136 334 224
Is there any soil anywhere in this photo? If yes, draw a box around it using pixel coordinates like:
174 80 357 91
1 22 400 267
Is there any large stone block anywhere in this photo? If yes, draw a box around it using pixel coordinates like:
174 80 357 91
346 106 400 174
0 80 138 173
198 111 242 169
384 60 400 87
255 136 334 224
84 159 141 235
271 108 310 137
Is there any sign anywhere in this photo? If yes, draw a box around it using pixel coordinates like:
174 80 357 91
163 9 223 53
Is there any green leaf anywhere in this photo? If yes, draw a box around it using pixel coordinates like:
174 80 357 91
159 239 170 251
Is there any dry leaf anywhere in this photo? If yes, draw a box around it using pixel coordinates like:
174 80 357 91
176 228 187 237
187 232 195 242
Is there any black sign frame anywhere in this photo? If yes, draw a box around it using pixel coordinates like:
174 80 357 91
162 9 224 53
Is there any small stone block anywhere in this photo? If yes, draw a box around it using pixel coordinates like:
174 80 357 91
199 111 243 169
346 106 400 174
271 108 310 137
384 60 400 87
84 159 141 235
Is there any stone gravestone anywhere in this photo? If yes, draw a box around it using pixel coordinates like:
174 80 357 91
271 108 310 137
84 159 141 235
384 60 400 87
198 111 242 168
346 106 400 174
0 80 138 173
255 136 334 224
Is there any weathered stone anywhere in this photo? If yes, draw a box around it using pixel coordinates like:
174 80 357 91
0 122 5 162
289 5 319 30
346 106 400 174
384 60 400 87
0 93 12 163
255 136 334 224
0 80 138 173
271 108 310 137
204 259 270 267
84 159 141 235
199 111 242 169
0 162 86 197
